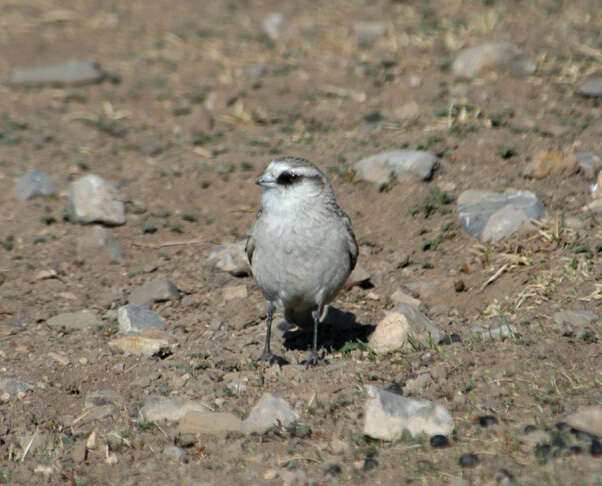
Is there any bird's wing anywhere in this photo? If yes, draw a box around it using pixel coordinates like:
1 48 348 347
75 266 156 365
245 208 262 266
336 207 358 271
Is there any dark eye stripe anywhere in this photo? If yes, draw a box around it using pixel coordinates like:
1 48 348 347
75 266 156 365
276 171 300 185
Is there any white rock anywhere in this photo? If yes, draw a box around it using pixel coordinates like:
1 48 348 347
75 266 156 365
452 43 536 79
68 174 126 225
108 330 176 357
140 396 211 422
565 406 602 438
263 12 284 39
355 150 439 186
241 393 299 434
363 386 453 440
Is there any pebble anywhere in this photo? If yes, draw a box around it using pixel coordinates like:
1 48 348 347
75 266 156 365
565 406 602 439
241 393 299 434
363 385 454 440
223 284 248 301
178 410 242 434
48 352 70 366
129 279 180 307
458 452 479 468
76 226 123 264
47 310 101 330
1 59 104 86
452 43 536 79
15 170 57 200
353 22 386 46
430 434 450 448
457 189 544 241
354 150 439 186
579 77 602 98
553 309 598 328
117 304 165 334
140 396 211 422
473 323 519 341
346 264 371 288
208 240 250 277
369 303 442 353
262 12 284 39
575 152 601 180
68 174 126 225
85 390 124 409
522 151 579 179
390 289 422 308
108 330 176 357
163 445 186 459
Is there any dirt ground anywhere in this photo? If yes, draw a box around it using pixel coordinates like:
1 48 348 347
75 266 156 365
0 0 601 484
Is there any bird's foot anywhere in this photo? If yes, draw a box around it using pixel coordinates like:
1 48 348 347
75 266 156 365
256 351 288 366
300 351 329 367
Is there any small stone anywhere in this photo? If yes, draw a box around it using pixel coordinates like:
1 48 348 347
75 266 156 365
48 352 70 366
208 240 250 277
140 396 210 422
579 77 602 98
478 415 498 427
262 12 284 40
458 453 479 468
75 405 117 425
68 174 126 226
390 289 422 308
473 324 519 341
118 304 165 334
363 385 454 440
353 22 386 46
354 150 439 186
457 189 544 241
71 440 87 463
76 226 123 264
575 152 601 179
565 406 602 439
553 310 598 328
108 330 176 357
34 465 54 476
163 446 186 459
15 170 57 200
430 435 450 448
86 431 97 450
129 279 180 307
522 151 579 179
346 264 371 288
85 390 124 409
263 469 278 480
241 393 299 434
453 43 536 79
1 59 104 86
369 304 442 353
223 284 248 301
47 310 101 330
178 410 242 434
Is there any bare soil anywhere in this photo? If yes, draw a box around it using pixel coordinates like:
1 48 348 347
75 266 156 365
0 1 601 484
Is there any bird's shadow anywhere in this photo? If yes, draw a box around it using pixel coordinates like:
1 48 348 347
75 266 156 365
279 306 374 353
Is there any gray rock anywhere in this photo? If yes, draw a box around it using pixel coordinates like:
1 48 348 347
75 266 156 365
473 323 519 341
1 60 104 86
575 152 601 179
178 410 242 434
140 396 210 422
68 174 126 226
163 446 186 459
263 12 284 39
0 377 31 395
129 279 180 307
363 385 454 440
354 150 439 186
553 310 598 328
457 189 544 241
579 78 602 98
76 226 123 264
15 170 57 200
452 43 536 79
565 406 602 438
241 393 299 434
47 310 101 330
346 264 371 288
208 240 250 277
369 304 442 353
246 65 267 78
85 390 124 409
118 304 165 334
354 22 386 46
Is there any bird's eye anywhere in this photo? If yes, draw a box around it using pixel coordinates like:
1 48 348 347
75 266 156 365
276 171 299 185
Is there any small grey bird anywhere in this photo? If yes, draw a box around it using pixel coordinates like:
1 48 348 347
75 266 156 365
246 156 358 365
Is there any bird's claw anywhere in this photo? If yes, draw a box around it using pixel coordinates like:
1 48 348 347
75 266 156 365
257 351 288 366
300 352 329 367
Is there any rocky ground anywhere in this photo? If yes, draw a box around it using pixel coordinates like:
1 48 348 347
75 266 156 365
0 0 601 484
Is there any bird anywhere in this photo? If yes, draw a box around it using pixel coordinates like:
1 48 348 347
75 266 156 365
245 156 358 365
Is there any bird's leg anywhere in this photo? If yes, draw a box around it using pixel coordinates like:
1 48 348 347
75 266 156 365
257 305 287 366
302 306 328 366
